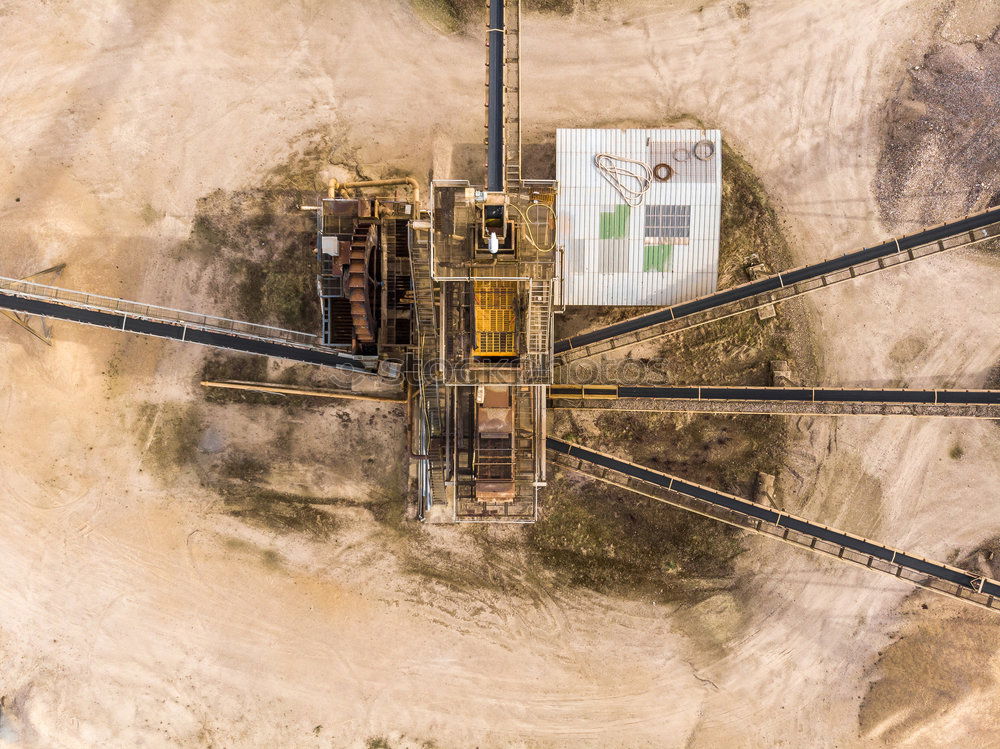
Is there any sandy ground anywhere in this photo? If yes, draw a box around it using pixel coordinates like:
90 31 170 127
2 0 1000 746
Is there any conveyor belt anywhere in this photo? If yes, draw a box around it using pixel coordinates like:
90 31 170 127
0 288 373 373
555 205 1000 361
486 0 505 192
547 438 1000 612
548 385 1000 417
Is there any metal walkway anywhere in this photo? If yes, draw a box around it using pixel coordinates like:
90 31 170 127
407 219 448 513
555 205 1000 361
501 0 521 185
0 276 374 373
549 385 1000 417
547 438 1000 612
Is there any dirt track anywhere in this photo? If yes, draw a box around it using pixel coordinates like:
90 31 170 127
2 0 1000 746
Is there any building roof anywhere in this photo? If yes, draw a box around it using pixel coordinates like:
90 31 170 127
556 128 722 306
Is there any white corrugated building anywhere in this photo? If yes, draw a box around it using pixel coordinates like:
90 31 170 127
555 128 722 306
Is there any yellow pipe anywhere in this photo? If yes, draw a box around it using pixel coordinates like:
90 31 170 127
200 380 405 403
548 386 618 400
328 177 420 204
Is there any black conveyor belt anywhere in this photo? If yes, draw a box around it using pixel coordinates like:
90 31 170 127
0 293 371 372
547 437 1000 599
555 206 1000 353
486 0 505 192
609 386 1000 405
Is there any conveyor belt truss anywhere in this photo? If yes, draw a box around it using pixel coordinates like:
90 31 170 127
548 385 1000 418
555 205 1000 363
547 438 1000 612
0 276 374 373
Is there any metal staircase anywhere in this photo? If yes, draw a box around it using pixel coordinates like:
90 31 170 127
316 207 358 348
380 218 414 350
406 220 448 506
318 253 348 346
522 278 552 382
513 386 535 482
407 224 442 433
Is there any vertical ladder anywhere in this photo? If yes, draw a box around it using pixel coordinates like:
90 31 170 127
522 278 552 382
503 0 521 184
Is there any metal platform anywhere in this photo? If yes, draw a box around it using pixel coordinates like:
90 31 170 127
548 438 1000 612
554 205 1000 362
548 385 1000 418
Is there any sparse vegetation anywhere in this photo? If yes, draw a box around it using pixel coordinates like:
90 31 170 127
591 411 786 494
530 476 742 600
985 359 1000 390
209 447 409 541
261 270 314 328
219 483 342 539
412 0 573 34
540 138 812 601
860 606 998 743
223 537 287 570
220 451 268 482
557 140 816 386
366 487 412 532
140 404 205 478
199 354 270 403
400 539 510 594
259 549 284 569
176 188 320 331
731 1 751 19
265 126 366 196
140 202 164 225
199 354 335 408
718 143 795 278
949 443 965 460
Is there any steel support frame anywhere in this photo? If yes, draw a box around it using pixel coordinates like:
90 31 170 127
556 215 1000 364
547 386 1000 418
548 441 1000 612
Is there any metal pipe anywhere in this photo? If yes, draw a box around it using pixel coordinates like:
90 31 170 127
200 380 405 402
486 0 505 192
327 177 420 204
